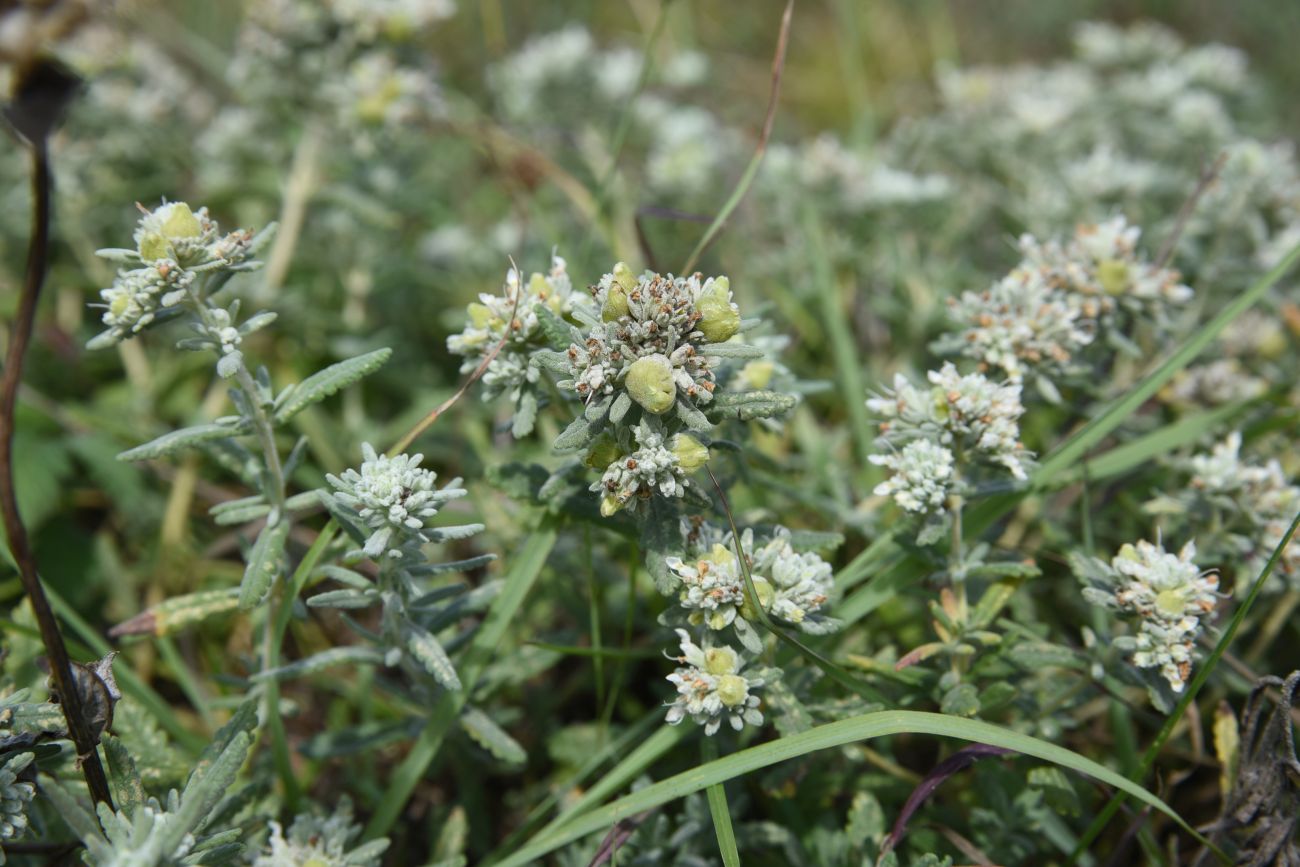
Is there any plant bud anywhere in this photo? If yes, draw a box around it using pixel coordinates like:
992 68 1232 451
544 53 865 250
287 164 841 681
715 674 749 707
739 576 775 621
583 433 622 470
669 434 710 471
703 646 739 676
1097 259 1130 295
696 277 740 343
625 354 676 413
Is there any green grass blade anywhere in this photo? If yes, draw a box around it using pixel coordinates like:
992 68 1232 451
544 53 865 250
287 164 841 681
495 710 1202 867
363 518 559 840
703 740 741 867
1068 506 1300 861
804 204 876 470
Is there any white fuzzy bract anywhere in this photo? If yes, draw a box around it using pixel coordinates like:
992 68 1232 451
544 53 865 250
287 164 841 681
592 421 690 515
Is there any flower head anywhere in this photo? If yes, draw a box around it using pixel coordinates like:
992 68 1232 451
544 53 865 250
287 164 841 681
664 630 764 735
0 753 35 843
592 421 692 516
326 444 464 558
1080 538 1218 692
254 798 387 867
870 440 955 513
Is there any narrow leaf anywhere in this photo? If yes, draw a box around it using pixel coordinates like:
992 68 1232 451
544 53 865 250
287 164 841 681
272 348 392 424
239 519 290 611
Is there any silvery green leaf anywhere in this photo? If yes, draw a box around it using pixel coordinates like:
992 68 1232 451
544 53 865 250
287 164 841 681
317 565 374 588
118 422 246 461
584 393 612 422
427 523 485 542
35 776 105 843
406 554 496 576
533 349 571 374
181 841 243 865
552 415 595 453
307 589 379 609
700 342 765 358
95 247 140 262
162 731 252 855
785 529 845 553
238 518 289 611
283 488 320 512
102 735 145 819
420 581 503 632
272 347 392 424
708 390 798 421
211 501 271 526
238 311 277 335
176 337 214 351
109 588 241 638
253 646 387 682
318 491 368 545
460 706 526 765
676 399 713 432
405 623 461 689
734 618 765 654
512 390 538 438
533 305 579 352
609 391 632 424
408 583 467 609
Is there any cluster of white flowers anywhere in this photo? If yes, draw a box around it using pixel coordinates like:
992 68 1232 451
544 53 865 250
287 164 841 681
870 440 956 514
1080 539 1218 692
1185 432 1300 586
636 97 739 198
447 255 591 435
664 630 764 736
938 216 1190 388
868 362 1029 503
1163 359 1268 408
326 443 465 559
1018 216 1193 317
940 266 1095 383
328 0 455 42
667 526 836 634
0 753 34 844
88 203 266 351
562 264 739 417
254 799 388 867
590 422 701 517
766 134 952 213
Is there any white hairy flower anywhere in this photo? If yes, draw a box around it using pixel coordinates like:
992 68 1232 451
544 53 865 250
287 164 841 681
870 440 956 513
326 443 463 559
592 421 690 516
868 362 1029 481
1083 539 1218 692
254 799 387 867
93 260 196 347
664 630 764 736
750 529 834 627
667 543 747 631
1163 359 1268 408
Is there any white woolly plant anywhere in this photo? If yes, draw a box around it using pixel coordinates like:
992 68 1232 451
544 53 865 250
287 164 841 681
91 201 395 614
295 443 494 695
1074 538 1220 710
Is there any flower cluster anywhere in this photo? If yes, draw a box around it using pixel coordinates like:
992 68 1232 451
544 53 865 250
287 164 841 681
765 133 953 213
325 443 465 559
254 799 388 867
588 421 704 517
868 362 1029 517
1182 432 1300 588
88 202 269 351
937 216 1192 392
664 630 764 736
1079 539 1219 693
666 525 837 646
563 265 739 416
447 255 592 436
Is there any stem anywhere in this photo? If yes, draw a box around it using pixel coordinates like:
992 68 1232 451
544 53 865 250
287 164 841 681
0 142 114 811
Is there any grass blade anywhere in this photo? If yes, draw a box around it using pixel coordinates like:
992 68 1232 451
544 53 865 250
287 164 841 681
495 710 1203 867
703 740 741 867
